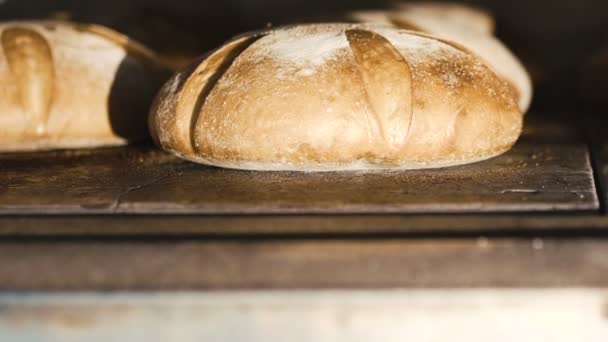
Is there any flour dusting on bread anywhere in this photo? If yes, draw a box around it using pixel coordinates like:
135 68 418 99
150 23 523 171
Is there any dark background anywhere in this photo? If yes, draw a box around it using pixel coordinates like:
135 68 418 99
2 0 607 111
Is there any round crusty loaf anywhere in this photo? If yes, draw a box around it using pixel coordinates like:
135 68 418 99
349 4 532 112
150 23 522 171
0 20 169 151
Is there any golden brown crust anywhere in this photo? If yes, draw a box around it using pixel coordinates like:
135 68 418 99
349 5 532 113
150 24 522 171
150 33 263 160
0 20 170 152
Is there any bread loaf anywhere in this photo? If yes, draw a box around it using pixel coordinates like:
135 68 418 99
350 4 532 112
351 2 495 35
0 21 169 151
150 24 522 171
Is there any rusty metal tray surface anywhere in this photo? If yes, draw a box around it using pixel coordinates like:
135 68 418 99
0 142 598 215
0 114 604 237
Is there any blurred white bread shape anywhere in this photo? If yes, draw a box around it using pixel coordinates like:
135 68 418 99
150 24 522 171
349 2 532 113
0 20 169 151
351 2 495 35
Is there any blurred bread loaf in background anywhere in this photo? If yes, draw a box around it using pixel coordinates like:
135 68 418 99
350 2 495 35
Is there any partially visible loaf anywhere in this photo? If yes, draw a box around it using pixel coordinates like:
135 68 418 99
0 21 169 151
351 2 495 35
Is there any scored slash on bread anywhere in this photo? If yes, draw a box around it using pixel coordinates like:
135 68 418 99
149 34 263 161
150 23 523 171
2 27 55 136
349 3 532 113
345 29 413 148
